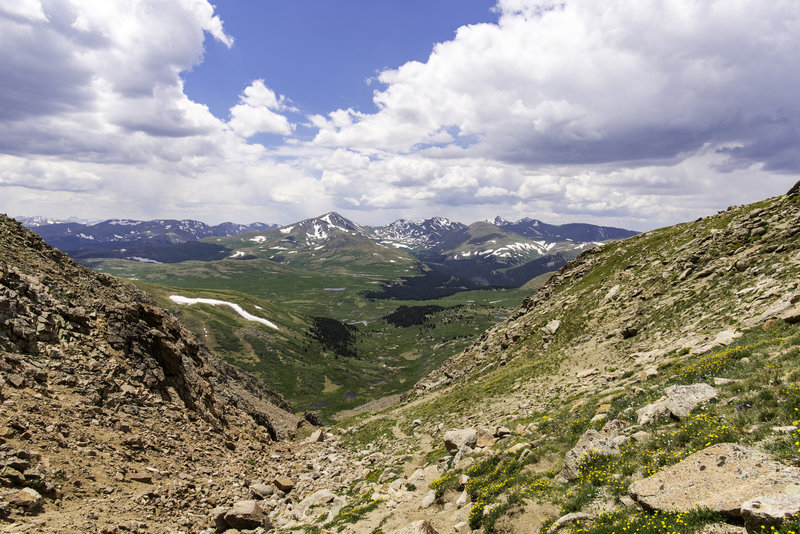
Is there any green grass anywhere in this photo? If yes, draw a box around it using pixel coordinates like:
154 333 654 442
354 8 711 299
409 321 800 533
341 417 397 450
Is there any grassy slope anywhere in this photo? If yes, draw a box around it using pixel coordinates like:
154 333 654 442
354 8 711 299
329 192 800 533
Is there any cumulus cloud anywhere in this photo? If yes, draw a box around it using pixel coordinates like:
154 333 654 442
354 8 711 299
1 0 798 229
0 0 324 223
314 0 800 169
303 0 799 227
228 80 295 137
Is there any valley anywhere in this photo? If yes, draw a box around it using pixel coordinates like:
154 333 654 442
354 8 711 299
25 211 624 419
91 252 531 414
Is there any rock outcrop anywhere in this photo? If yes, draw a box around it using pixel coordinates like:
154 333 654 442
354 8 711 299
629 443 800 525
0 214 298 438
0 214 303 529
636 383 718 425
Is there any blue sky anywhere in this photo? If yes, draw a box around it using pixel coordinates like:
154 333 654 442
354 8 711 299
184 1 498 118
1 1 798 229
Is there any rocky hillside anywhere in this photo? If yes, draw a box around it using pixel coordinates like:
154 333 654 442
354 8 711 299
356 183 800 533
420 184 800 391
0 214 308 530
294 184 800 534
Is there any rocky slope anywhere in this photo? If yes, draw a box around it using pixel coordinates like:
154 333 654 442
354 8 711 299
296 184 800 534
0 214 308 530
419 185 800 392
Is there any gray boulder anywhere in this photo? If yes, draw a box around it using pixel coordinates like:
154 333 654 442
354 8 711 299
636 383 717 424
561 426 630 481
664 383 718 418
542 320 561 336
443 428 477 455
629 443 800 520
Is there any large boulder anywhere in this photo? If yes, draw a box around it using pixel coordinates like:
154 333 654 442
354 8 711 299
561 425 630 481
629 443 800 524
219 500 270 531
443 428 477 455
636 383 717 424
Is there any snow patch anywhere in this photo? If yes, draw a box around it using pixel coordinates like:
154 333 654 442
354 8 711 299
169 295 279 330
249 235 267 243
128 256 161 263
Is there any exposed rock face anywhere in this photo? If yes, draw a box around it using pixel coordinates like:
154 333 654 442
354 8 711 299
629 443 800 523
0 214 298 438
0 214 305 529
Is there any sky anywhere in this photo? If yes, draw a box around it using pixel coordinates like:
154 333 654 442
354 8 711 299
1 0 798 231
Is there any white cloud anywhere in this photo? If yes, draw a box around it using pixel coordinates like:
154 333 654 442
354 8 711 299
314 0 800 170
0 1 48 23
303 0 799 227
1 0 798 230
0 0 327 223
0 155 101 192
228 80 295 138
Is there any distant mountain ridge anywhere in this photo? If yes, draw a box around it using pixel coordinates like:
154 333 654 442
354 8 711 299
25 217 275 244
15 215 102 227
492 216 637 242
370 217 468 251
18 217 277 263
19 212 638 295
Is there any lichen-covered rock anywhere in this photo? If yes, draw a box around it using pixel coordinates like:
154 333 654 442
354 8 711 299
629 443 800 518
561 426 630 481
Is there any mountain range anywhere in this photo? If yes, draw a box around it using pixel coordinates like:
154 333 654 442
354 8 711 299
225 213 637 296
19 212 636 295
